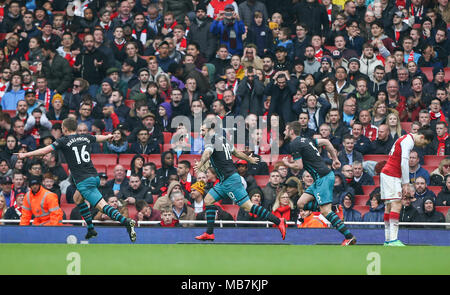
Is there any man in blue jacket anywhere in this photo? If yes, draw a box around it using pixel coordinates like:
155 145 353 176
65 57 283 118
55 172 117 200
1 72 24 110
210 4 245 56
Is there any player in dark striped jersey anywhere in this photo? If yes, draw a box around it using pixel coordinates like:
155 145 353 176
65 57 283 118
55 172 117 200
282 121 356 245
193 117 287 241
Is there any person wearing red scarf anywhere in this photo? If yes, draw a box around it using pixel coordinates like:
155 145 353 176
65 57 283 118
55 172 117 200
159 207 181 227
431 121 450 156
429 98 448 134
3 192 25 220
271 191 297 227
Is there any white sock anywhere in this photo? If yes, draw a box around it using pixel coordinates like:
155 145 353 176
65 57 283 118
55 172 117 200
389 212 400 242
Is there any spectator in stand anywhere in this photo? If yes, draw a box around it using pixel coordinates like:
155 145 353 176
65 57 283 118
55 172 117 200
427 121 450 155
271 189 299 226
400 186 419 223
297 208 328 228
424 67 447 99
436 174 450 206
1 72 24 111
106 164 129 197
261 170 282 210
135 200 161 225
338 134 364 166
171 191 196 227
236 187 267 227
117 174 154 206
415 196 446 228
341 194 362 228
12 119 36 151
159 206 181 227
362 193 384 228
352 160 375 186
409 150 431 185
129 127 160 155
3 190 25 222
430 157 450 186
370 124 394 155
210 4 245 56
103 128 129 155
413 176 436 209
359 110 378 142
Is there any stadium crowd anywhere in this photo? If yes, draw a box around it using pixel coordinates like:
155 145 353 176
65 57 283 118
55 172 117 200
0 0 450 229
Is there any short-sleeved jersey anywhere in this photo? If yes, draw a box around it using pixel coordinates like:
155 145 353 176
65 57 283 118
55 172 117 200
381 133 414 184
51 134 98 184
289 137 331 181
204 133 236 182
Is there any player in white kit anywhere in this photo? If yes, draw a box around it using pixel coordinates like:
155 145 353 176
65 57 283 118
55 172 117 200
380 127 434 246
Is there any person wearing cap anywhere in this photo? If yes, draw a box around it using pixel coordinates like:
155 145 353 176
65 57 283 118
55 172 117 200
105 67 128 98
313 55 335 82
23 89 43 116
347 57 369 85
19 175 63 226
156 40 176 73
274 45 293 72
3 189 26 221
210 3 245 56
41 41 73 94
189 180 206 214
0 176 14 207
386 9 411 45
189 3 218 61
423 66 446 99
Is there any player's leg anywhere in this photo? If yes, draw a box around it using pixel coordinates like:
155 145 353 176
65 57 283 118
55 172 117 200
384 202 392 245
319 203 355 245
388 199 403 246
195 187 222 240
73 190 97 239
296 192 317 211
95 198 136 242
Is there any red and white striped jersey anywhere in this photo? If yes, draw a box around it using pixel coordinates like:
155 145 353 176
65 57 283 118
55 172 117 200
381 133 414 184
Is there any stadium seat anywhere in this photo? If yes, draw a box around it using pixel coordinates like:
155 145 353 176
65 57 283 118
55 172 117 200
429 186 442 195
354 195 369 205
106 165 115 179
146 154 162 168
363 155 388 162
60 194 67 205
0 33 7 41
118 154 139 166
373 175 380 186
61 203 76 219
2 110 16 117
49 120 62 125
254 175 269 188
353 205 370 216
422 165 436 174
400 122 412 133
222 204 240 221
91 154 118 166
324 45 337 52
445 68 450 82
362 185 377 195
127 205 137 220
178 154 201 167
435 206 449 216
421 67 433 82
424 155 445 167
96 164 107 173
163 132 172 144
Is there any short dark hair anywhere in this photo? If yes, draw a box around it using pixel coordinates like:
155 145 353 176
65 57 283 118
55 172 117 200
179 160 191 169
62 118 78 132
417 127 435 142
287 121 302 136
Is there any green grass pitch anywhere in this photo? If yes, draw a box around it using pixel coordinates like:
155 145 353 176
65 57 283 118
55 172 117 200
1 244 450 275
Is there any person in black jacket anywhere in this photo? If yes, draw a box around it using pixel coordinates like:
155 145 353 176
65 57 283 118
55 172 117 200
265 72 297 124
187 4 217 61
129 128 160 155
352 160 374 186
370 124 394 155
156 151 177 185
293 0 329 37
117 174 154 205
415 195 446 228
400 192 419 223
436 174 450 206
236 67 265 117
73 34 107 97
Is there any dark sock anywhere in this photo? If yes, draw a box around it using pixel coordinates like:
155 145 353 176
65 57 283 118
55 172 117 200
205 205 216 234
326 211 353 239
103 204 127 225
250 204 280 226
77 202 94 229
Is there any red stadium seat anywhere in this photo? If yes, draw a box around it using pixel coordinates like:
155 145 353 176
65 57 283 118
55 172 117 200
324 45 337 52
163 132 172 144
106 165 115 179
163 144 172 152
146 154 162 168
222 204 240 221
0 33 7 41
118 154 139 166
61 203 76 219
354 195 369 205
429 186 443 195
423 155 445 167
2 110 16 117
421 67 433 82
363 155 388 162
400 122 412 133
435 206 449 216
178 154 201 166
96 164 107 173
373 175 380 186
445 68 450 82
254 175 269 188
91 154 118 166
362 185 377 195
127 205 137 220
60 194 67 205
353 205 370 216
49 120 62 125
422 165 437 174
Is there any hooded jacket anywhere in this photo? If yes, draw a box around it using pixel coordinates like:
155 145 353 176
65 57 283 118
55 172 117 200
342 195 362 226
333 172 355 206
400 201 419 223
362 202 385 228
437 175 450 206
415 195 446 228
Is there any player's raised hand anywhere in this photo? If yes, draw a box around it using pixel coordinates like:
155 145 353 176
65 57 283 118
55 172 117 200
332 159 341 170
282 156 291 166
193 160 201 174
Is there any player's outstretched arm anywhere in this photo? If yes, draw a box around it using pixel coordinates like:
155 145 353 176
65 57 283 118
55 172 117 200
194 148 213 174
15 144 54 160
232 150 259 164
316 138 341 170
95 134 114 143
282 156 303 170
